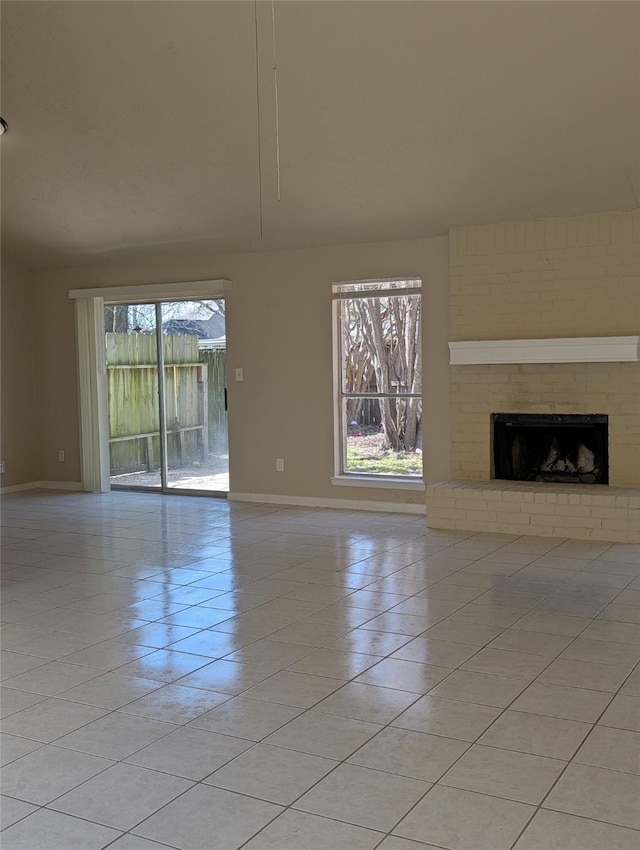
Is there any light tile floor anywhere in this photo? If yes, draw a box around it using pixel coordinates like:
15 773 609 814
1 490 639 850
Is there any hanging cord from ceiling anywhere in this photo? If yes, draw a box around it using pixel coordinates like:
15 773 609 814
271 0 281 202
253 1 264 238
254 0 282 239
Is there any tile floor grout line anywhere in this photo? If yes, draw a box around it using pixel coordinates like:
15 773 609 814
390 623 579 846
505 653 640 850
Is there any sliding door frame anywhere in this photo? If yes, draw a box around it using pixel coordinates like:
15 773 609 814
154 303 169 490
70 280 232 493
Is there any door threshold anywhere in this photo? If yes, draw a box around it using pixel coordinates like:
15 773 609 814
110 484 228 498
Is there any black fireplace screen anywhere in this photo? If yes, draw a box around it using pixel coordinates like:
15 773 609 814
492 413 608 485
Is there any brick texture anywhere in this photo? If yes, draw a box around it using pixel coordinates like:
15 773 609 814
426 481 640 544
450 210 640 341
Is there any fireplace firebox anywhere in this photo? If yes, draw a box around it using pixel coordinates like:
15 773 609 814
492 413 608 485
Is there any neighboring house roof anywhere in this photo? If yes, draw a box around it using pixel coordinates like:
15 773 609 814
199 335 226 351
162 314 225 339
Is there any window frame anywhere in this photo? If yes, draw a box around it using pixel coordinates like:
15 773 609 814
331 278 425 489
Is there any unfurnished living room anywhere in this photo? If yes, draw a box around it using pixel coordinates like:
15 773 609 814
1 1 639 849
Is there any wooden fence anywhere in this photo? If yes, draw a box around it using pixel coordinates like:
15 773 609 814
202 348 227 454
106 333 226 474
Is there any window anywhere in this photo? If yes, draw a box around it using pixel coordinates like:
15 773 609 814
332 278 423 481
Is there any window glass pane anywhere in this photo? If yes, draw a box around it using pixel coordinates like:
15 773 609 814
340 293 421 395
335 279 423 479
343 398 423 476
161 300 229 492
333 278 421 294
105 303 162 489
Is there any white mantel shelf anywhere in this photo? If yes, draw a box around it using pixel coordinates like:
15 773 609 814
449 336 640 365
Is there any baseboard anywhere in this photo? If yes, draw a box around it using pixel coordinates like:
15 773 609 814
0 481 41 495
37 481 84 491
1 483 426 514
228 491 426 515
1 480 83 495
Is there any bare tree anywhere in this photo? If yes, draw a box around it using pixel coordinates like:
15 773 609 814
106 300 225 335
341 294 421 452
104 305 129 333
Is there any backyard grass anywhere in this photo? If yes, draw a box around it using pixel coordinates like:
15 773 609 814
347 444 422 475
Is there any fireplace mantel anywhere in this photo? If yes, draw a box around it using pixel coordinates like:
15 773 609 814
449 336 640 365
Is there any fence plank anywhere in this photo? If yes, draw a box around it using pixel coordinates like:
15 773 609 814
106 333 226 473
201 349 227 452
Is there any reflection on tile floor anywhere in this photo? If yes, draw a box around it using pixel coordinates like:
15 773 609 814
1 490 639 849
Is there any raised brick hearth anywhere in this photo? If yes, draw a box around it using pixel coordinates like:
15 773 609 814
427 480 640 543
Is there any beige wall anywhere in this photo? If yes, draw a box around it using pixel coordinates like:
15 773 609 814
33 275 82 484
32 235 450 503
1 253 40 486
449 210 640 488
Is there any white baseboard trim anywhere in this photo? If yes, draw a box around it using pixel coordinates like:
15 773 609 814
228 492 426 515
1 482 426 515
331 475 425 491
38 481 84 491
1 480 84 495
0 481 40 495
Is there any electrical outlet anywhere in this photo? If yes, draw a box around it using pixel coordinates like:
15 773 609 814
275 458 284 472
58 450 65 462
0 460 5 474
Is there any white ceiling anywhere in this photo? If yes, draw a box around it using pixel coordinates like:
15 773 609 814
1 0 639 269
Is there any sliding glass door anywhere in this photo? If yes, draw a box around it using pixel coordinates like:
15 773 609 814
105 303 162 489
105 299 228 493
161 301 229 491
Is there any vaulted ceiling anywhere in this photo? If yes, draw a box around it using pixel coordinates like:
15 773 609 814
1 0 639 269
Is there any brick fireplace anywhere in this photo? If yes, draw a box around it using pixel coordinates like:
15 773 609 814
427 210 640 543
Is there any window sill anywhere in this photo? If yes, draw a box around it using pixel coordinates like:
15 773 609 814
331 475 425 491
